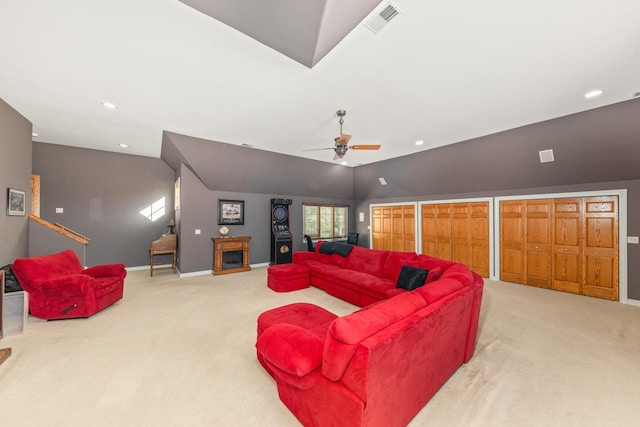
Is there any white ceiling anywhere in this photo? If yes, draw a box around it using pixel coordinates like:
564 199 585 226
1 0 639 166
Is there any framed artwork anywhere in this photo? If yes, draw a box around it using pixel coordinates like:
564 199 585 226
218 199 244 225
7 188 26 216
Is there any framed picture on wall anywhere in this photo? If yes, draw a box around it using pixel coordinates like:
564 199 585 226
6 188 26 216
218 199 245 225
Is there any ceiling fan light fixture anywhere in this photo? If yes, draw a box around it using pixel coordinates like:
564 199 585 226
334 144 348 158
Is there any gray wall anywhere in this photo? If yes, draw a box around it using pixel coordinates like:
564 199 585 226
32 143 176 267
176 163 353 273
353 98 640 200
0 98 32 266
163 131 354 199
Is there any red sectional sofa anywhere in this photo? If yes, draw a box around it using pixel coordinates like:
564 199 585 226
256 242 484 427
293 241 472 307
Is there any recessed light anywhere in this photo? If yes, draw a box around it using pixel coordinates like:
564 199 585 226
584 89 603 99
102 101 117 109
119 143 128 148
32 132 38 137
415 140 424 146
341 161 348 165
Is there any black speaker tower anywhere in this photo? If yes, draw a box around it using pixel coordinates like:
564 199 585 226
270 198 293 264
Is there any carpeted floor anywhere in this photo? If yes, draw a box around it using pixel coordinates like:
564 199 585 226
1 267 638 426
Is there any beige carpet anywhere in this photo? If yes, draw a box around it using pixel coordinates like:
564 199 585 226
0 268 638 426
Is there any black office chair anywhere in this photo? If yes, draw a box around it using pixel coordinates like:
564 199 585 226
304 235 315 252
346 232 359 246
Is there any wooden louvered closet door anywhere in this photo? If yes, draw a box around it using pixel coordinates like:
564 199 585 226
500 201 525 284
525 200 551 289
372 205 415 252
421 201 489 277
552 198 582 294
583 197 618 300
372 207 392 250
500 196 618 300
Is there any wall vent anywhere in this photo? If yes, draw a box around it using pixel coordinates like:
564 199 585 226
539 149 555 163
365 2 401 34
633 91 640 98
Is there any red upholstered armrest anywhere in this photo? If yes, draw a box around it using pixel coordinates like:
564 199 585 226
293 251 316 263
82 264 126 278
39 275 93 296
256 323 324 389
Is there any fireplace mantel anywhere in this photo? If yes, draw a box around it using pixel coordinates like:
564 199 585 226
212 236 251 275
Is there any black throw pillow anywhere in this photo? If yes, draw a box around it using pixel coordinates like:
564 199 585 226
396 265 429 291
318 241 354 257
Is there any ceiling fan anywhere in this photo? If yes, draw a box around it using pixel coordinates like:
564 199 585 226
305 110 381 160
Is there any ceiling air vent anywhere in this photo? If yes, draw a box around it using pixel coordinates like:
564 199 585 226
365 2 401 34
539 149 555 163
633 91 640 98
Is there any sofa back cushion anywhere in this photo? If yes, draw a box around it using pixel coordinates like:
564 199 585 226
315 241 350 268
440 263 475 286
345 246 389 278
11 250 83 292
383 251 417 281
415 277 465 304
413 254 455 272
322 292 427 381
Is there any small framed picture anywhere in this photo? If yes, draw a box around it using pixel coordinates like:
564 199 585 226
218 199 245 225
7 188 26 216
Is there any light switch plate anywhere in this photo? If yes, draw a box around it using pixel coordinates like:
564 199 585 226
55 207 63 213
627 236 639 244
195 229 201 235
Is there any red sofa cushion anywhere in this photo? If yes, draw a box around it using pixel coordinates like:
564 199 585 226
315 242 349 268
413 254 455 271
383 251 417 281
322 292 427 381
426 266 443 283
257 323 324 389
440 263 475 286
415 278 465 304
345 246 389 278
12 249 83 292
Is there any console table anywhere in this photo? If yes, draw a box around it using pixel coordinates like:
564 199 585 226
149 233 177 276
212 236 251 275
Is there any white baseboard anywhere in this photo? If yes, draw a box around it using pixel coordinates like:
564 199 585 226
625 298 640 307
125 265 149 272
127 262 270 278
179 270 210 278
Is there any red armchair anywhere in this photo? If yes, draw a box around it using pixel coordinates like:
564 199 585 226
11 250 126 320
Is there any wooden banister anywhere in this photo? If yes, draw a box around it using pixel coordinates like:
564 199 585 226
28 214 90 245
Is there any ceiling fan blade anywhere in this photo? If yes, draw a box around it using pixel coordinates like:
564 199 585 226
333 152 341 160
303 147 334 151
349 144 381 150
336 133 352 145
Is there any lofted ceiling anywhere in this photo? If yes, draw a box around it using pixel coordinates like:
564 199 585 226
1 0 639 167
